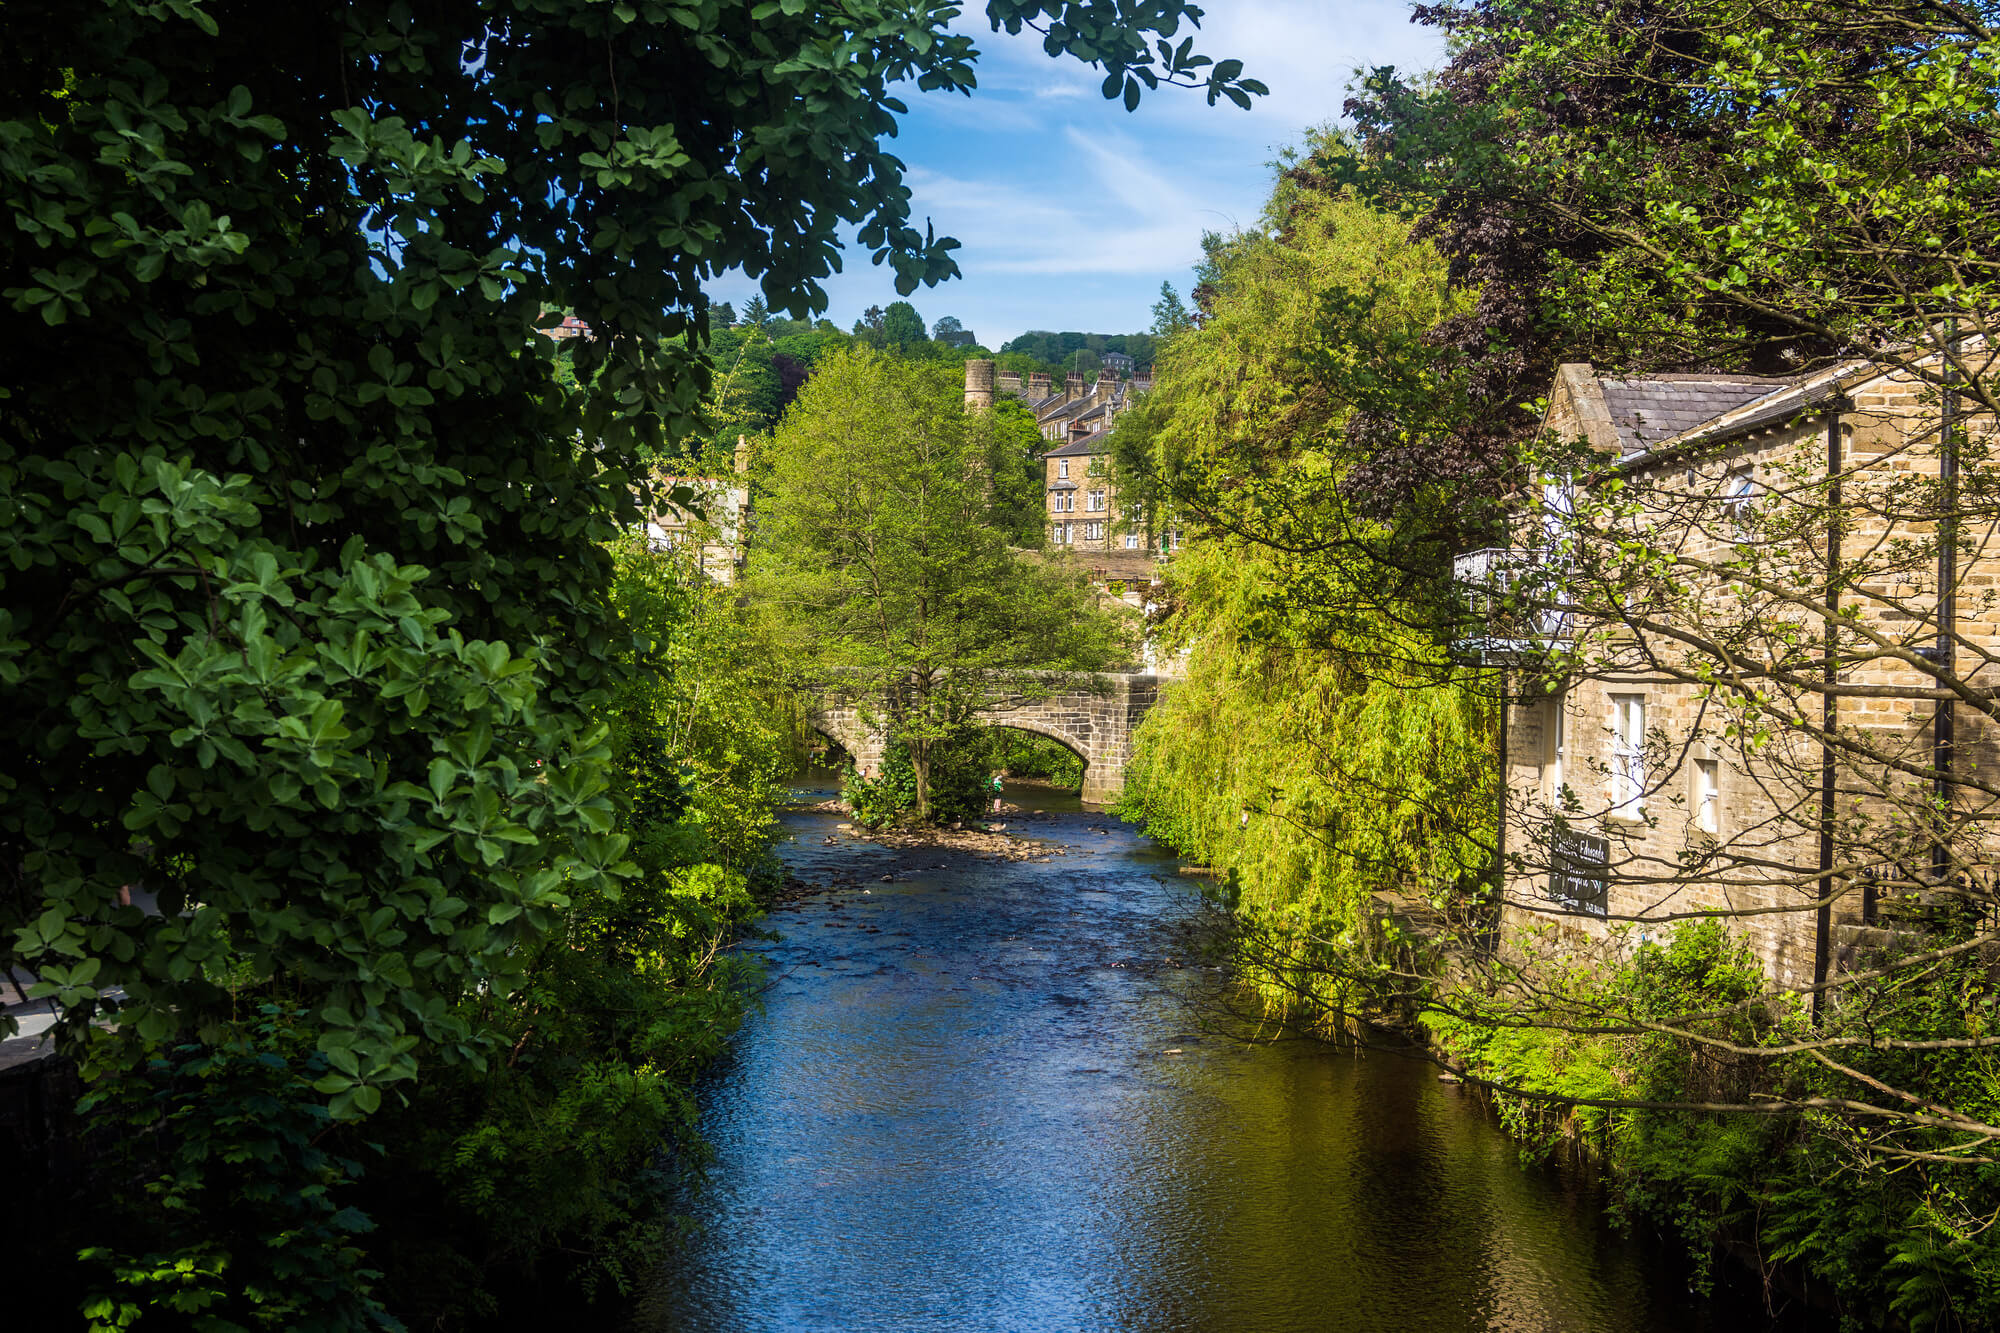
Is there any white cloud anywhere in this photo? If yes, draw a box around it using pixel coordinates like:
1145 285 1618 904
967 0 1442 144
709 2 1447 345
899 127 1228 280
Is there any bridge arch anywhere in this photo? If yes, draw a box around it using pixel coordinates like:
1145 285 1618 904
801 673 1160 805
977 721 1091 792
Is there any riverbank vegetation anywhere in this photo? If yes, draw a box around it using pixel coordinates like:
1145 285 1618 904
57 539 786 1332
1117 5 2000 1325
0 1 1261 1327
1112 171 1495 1019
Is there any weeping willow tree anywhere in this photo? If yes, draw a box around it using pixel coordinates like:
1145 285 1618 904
1118 154 1495 1026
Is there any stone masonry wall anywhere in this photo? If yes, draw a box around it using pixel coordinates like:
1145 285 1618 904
1501 363 2000 990
806 673 1161 806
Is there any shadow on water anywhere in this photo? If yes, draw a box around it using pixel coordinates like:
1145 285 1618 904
639 776 1819 1333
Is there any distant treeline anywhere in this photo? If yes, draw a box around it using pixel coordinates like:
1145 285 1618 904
692 297 1152 459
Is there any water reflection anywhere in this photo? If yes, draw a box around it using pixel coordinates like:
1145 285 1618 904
643 783 1804 1332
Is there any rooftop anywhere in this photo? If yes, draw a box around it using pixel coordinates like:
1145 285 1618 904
1598 374 1789 454
1046 428 1111 457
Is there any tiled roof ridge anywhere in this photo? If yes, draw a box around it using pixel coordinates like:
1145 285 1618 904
1044 428 1111 457
1599 371 1796 386
1598 375 1792 455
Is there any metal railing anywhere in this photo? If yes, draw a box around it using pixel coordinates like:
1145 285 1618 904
1449 547 1571 666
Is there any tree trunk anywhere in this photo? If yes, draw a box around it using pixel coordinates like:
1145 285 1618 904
911 736 931 824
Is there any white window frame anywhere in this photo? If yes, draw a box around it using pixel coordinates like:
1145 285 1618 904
1085 520 1104 541
1088 489 1106 511
1610 694 1647 818
1722 467 1757 530
1541 476 1574 556
1546 697 1568 803
1058 459 1069 479
1693 757 1721 835
1123 532 1139 550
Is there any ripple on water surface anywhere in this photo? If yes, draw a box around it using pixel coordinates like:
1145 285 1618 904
642 788 1807 1333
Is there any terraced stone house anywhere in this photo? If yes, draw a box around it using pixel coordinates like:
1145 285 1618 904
1466 349 2000 994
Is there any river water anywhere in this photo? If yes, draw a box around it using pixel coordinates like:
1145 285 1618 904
643 782 1808 1333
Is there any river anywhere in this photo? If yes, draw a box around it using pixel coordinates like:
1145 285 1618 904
642 780 1810 1332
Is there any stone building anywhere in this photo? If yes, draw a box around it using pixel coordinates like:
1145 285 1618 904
1471 350 1999 991
964 358 1176 599
644 435 752 583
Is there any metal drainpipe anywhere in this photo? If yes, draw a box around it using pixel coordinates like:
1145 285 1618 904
1934 352 1958 884
1813 409 1842 1023
1496 667 1508 889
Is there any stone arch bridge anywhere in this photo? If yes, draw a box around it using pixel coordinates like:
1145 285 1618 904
806 673 1162 806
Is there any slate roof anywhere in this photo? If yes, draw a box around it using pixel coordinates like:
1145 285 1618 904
1044 428 1111 457
1611 365 1857 471
1036 385 1125 427
1598 375 1789 455
1040 396 1098 424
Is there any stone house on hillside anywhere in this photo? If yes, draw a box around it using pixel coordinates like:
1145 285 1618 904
1467 349 2000 993
645 435 752 584
964 358 1175 600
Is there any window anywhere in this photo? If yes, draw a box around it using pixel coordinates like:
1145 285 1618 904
1065 493 1075 512
1051 523 1069 544
1085 520 1104 541
1058 459 1069 479
1546 698 1568 802
1610 694 1647 817
1694 758 1720 834
1722 468 1757 529
1123 533 1139 550
1541 477 1574 554
1088 490 1106 511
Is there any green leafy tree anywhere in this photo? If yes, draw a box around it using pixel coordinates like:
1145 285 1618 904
1120 177 1488 1011
755 350 1131 821
881 300 928 348
932 314 977 347
986 398 1053 546
1150 281 1192 335
851 304 887 348
0 0 1258 1320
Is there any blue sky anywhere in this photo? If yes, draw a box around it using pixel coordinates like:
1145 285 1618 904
706 2 1446 349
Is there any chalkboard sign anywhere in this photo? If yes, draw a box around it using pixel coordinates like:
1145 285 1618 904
1549 829 1610 917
